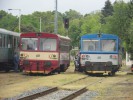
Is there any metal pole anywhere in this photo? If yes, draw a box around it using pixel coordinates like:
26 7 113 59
8 9 21 33
19 9 21 33
54 0 58 34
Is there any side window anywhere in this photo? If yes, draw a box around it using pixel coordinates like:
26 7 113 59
60 40 70 52
5 35 7 48
14 37 16 48
6 35 8 48
8 35 12 48
0 34 2 48
1 34 3 48
3 35 6 48
17 37 19 47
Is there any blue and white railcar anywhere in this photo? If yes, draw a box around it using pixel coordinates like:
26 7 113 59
80 33 122 75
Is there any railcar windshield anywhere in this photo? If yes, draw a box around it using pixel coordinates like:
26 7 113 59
21 38 38 51
39 38 57 51
101 39 116 52
82 40 99 51
82 39 116 52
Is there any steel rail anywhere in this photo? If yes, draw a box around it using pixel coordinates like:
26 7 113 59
18 87 58 100
61 87 87 100
61 76 88 86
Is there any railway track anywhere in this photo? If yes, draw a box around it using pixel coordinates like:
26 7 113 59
18 87 58 100
8 71 132 100
1 64 132 100
6 72 132 100
60 87 87 100
11 76 105 100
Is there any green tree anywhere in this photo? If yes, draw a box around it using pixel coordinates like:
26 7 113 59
102 1 130 36
126 0 133 60
69 19 82 47
21 24 36 32
81 12 101 35
0 11 18 31
102 0 133 59
0 10 7 19
101 0 114 24
63 9 82 20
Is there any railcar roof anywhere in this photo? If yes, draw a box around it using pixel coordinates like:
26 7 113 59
21 32 70 40
81 33 119 39
0 28 20 36
57 34 70 40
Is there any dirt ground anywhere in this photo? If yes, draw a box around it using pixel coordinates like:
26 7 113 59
0 63 87 99
0 63 133 100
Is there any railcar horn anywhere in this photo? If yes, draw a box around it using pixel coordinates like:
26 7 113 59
98 30 101 37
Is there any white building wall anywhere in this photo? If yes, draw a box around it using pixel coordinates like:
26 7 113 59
126 52 133 66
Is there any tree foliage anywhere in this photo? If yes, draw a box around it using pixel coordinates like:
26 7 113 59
101 0 114 24
0 0 133 59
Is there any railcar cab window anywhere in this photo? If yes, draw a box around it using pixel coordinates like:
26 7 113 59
21 38 38 51
60 40 70 52
39 38 57 51
101 40 116 52
82 40 99 51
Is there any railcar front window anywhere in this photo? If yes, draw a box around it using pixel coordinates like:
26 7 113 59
82 40 99 51
21 38 38 51
39 38 57 51
101 40 116 52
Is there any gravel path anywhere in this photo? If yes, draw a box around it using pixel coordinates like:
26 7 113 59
34 90 76 100
73 91 98 100
3 86 50 100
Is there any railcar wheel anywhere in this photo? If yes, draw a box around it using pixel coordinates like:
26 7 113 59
74 66 79 72
78 66 83 72
5 69 10 72
57 68 60 74
60 65 65 72
108 72 115 76
108 73 111 76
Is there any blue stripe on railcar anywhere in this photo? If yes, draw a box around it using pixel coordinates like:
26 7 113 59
81 33 119 39
80 52 118 54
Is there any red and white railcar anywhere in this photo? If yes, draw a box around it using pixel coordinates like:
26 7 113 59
19 32 71 74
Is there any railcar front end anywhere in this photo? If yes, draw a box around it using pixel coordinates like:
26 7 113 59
80 34 122 75
20 51 59 74
19 33 71 74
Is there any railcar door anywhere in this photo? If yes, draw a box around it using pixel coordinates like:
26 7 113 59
8 35 14 63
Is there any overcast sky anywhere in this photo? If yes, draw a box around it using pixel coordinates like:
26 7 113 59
0 0 129 16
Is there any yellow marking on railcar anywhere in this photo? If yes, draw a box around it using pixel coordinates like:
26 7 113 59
24 70 50 74
87 71 111 73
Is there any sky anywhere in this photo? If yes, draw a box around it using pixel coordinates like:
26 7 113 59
0 0 130 16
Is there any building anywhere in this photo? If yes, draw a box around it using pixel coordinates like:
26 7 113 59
126 52 133 67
